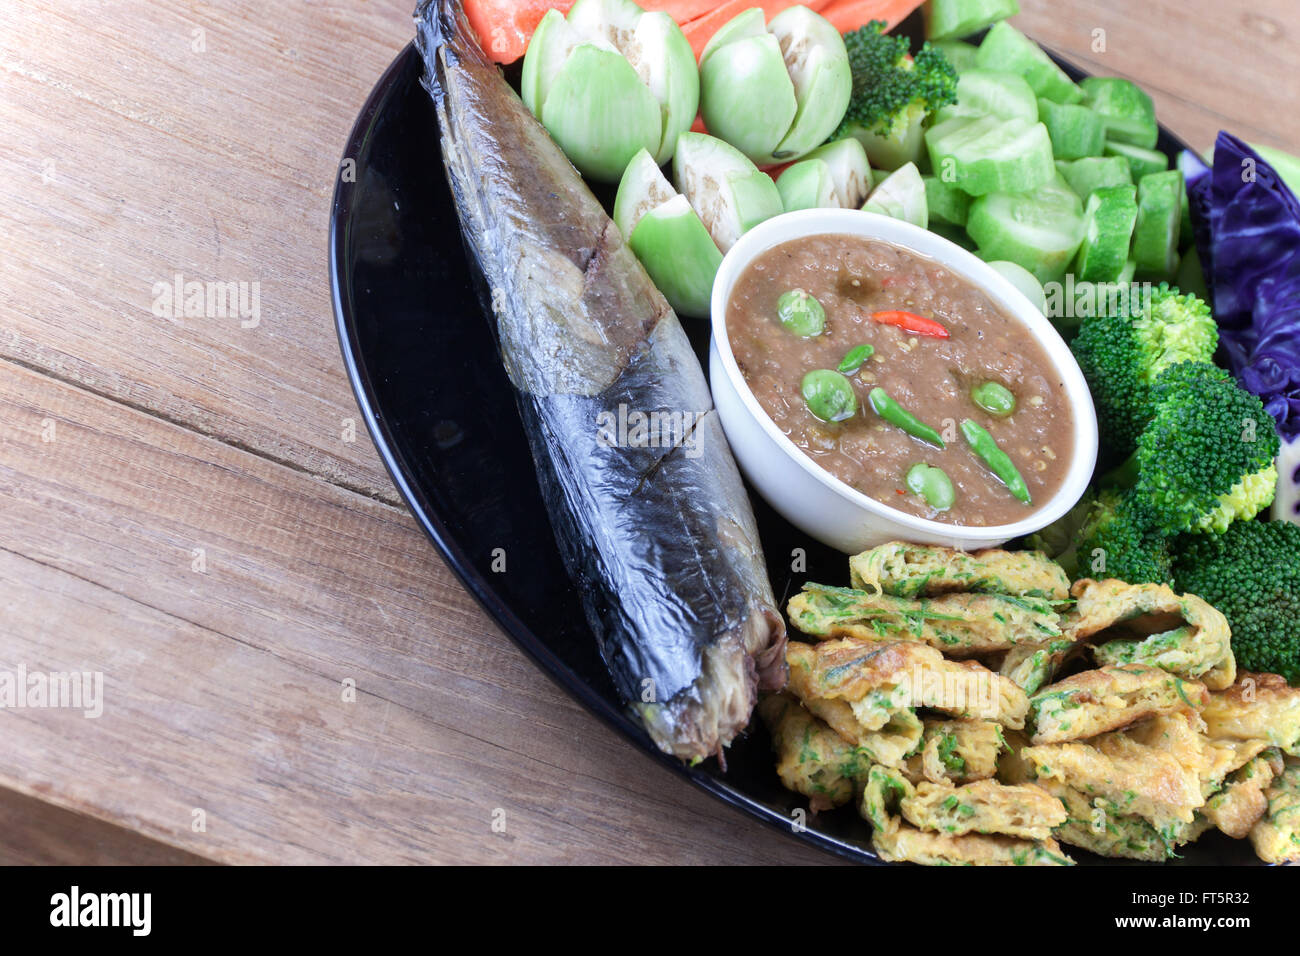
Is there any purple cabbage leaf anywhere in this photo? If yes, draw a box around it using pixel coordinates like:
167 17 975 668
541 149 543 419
1187 132 1300 441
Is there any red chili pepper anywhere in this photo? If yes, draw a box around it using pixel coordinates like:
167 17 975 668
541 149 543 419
870 310 949 339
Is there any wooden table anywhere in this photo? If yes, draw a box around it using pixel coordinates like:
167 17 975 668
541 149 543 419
1 0 1296 865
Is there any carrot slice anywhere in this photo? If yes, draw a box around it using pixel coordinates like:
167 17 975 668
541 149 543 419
465 0 720 64
820 0 925 34
464 1 572 63
464 0 928 66
679 1 833 59
679 0 925 60
644 0 723 20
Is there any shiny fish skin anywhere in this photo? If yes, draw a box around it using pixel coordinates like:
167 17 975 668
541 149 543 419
414 0 785 762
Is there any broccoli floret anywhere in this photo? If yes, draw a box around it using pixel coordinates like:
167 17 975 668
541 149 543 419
1133 362 1279 535
1174 521 1300 683
834 21 957 169
1070 283 1218 461
1025 488 1171 584
1074 488 1173 585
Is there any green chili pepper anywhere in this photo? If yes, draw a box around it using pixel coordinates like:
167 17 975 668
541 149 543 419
837 343 875 375
960 419 1031 504
802 369 857 423
905 463 956 511
971 381 1017 417
776 289 826 337
867 387 945 448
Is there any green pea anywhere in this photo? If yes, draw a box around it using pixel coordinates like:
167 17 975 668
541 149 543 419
777 288 826 337
837 343 875 375
801 369 858 423
971 381 1017 417
905 463 956 511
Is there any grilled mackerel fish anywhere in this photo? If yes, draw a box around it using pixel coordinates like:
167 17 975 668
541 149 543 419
415 0 786 761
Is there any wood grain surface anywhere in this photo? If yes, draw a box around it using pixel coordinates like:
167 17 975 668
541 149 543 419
0 0 1296 865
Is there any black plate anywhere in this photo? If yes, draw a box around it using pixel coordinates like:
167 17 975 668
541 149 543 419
329 22 1250 865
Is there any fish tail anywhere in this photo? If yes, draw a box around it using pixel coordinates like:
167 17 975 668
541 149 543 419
415 0 489 100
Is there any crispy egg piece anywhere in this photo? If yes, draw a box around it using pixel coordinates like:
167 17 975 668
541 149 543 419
1203 749 1284 840
1067 579 1236 689
848 542 1071 602
1034 778 1203 861
758 693 873 812
899 779 1066 841
1249 760 1300 864
788 585 1062 656
999 638 1081 695
872 828 1075 866
1022 714 1208 831
790 637 1030 729
1202 673 1300 757
786 644 922 766
860 765 1072 865
1029 664 1207 744
902 719 1007 784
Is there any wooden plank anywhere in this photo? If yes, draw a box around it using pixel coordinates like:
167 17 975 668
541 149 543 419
0 357 831 864
0 787 213 866
1014 0 1300 153
0 0 415 502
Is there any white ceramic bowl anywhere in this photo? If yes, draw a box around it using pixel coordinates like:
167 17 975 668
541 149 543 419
709 208 1098 554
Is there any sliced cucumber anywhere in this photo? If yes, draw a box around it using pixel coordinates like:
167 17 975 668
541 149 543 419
1080 76 1157 150
1037 97 1105 159
975 21 1082 104
925 114 1054 196
804 138 873 208
1104 140 1169 181
863 162 928 228
1131 169 1183 279
925 0 1021 41
1056 156 1132 198
614 149 722 318
673 132 783 253
987 259 1047 314
777 158 836 212
932 39 981 73
967 173 1085 282
1073 183 1138 282
935 69 1038 123
925 174 973 226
